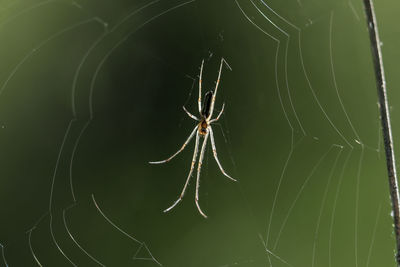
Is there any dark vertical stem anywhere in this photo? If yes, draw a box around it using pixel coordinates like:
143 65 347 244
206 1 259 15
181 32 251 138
362 0 400 264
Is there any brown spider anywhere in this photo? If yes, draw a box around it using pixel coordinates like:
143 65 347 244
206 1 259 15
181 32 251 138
149 58 236 218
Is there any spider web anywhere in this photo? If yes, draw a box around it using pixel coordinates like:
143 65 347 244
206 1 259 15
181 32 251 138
0 0 399 266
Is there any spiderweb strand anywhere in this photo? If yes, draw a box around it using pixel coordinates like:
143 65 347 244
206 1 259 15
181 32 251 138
91 194 162 266
312 147 343 267
27 228 43 267
366 203 382 267
259 234 293 266
328 149 352 267
63 204 106 266
0 243 8 267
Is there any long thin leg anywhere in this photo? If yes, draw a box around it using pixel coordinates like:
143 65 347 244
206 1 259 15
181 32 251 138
195 132 209 218
208 126 236 181
198 59 204 114
149 126 197 164
164 133 200 212
209 103 225 123
183 106 199 121
207 58 232 120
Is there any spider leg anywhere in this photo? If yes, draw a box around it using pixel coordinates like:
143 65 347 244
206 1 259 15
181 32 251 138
198 59 204 114
195 131 209 218
149 126 197 164
208 126 236 181
164 133 200 213
209 103 225 123
183 106 199 121
207 58 231 120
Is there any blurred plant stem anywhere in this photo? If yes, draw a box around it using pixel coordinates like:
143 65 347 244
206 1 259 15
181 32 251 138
362 0 400 265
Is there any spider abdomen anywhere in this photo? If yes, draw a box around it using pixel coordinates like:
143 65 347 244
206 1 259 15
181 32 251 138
201 91 213 118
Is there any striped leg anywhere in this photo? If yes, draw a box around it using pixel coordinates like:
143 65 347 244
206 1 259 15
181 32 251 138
183 106 199 121
209 126 236 181
164 133 200 212
209 103 225 123
198 59 204 114
195 132 210 218
149 126 197 164
207 58 231 120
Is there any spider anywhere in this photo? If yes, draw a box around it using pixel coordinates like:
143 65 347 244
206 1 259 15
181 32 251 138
149 58 236 218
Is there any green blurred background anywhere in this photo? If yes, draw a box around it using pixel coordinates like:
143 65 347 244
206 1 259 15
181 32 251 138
0 0 399 266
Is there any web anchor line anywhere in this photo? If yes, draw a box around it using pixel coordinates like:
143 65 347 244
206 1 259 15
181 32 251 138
362 0 400 265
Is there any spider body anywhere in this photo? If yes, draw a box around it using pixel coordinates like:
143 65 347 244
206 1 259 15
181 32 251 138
150 58 235 218
199 91 212 135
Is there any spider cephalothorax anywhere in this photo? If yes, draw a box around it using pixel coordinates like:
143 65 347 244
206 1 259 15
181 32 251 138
150 58 236 218
198 119 208 136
